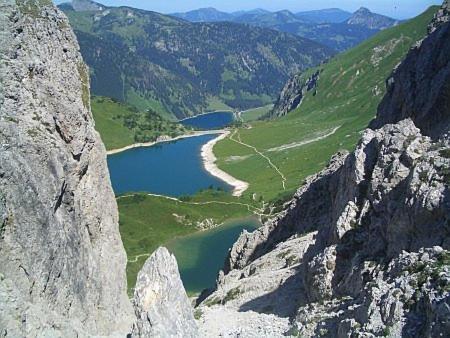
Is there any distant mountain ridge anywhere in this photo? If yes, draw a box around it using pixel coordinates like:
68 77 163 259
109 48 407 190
171 7 353 24
60 0 334 119
347 6 399 29
295 8 352 23
170 7 399 51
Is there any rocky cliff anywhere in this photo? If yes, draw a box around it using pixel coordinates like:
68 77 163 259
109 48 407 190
369 0 450 139
0 0 134 335
198 2 450 336
0 1 196 336
271 70 320 117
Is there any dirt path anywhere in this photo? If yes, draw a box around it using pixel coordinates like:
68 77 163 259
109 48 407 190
127 253 151 263
266 126 341 152
229 130 287 190
117 193 266 215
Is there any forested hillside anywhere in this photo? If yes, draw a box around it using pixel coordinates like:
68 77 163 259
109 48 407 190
61 2 333 119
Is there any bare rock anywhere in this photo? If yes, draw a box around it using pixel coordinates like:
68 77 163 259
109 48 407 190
271 70 320 117
132 247 198 338
369 3 450 139
0 0 133 335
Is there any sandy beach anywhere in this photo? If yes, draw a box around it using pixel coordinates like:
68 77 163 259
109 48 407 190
106 130 224 155
201 131 249 197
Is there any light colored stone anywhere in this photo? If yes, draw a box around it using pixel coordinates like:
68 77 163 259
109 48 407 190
132 247 198 338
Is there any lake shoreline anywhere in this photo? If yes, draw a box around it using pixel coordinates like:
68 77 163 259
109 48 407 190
106 130 224 155
178 109 233 122
200 131 249 197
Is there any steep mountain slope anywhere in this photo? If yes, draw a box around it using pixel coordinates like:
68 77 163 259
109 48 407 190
347 6 399 29
0 0 133 334
60 1 333 119
0 1 197 336
214 7 436 202
198 2 450 336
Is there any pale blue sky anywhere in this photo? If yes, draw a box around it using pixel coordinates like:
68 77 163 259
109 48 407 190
55 0 443 19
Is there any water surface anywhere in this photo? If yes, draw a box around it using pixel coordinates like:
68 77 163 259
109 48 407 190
181 111 234 130
108 134 230 196
166 217 261 294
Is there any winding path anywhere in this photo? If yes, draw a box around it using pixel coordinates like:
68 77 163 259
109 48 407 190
128 253 151 263
117 193 266 215
229 130 287 190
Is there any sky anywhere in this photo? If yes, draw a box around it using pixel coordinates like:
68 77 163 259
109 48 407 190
55 0 443 19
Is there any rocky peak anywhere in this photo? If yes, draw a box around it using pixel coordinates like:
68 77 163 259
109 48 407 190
347 6 398 30
271 70 321 117
132 247 198 337
0 1 198 337
428 0 449 33
354 7 371 14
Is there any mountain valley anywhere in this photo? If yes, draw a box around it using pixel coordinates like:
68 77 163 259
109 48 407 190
0 0 449 337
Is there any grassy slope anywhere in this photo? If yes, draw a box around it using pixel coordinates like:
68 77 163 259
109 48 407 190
91 96 186 150
213 7 436 201
242 104 274 122
118 191 255 291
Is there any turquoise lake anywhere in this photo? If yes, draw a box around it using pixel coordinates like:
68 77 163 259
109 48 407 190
108 134 231 196
181 111 234 130
166 217 260 294
108 111 259 294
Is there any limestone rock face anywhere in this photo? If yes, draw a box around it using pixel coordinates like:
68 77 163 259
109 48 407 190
271 70 320 117
369 1 450 139
199 3 450 336
0 0 133 335
132 247 198 338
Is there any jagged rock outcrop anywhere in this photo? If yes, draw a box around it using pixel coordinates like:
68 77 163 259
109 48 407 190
132 247 198 338
0 2 200 337
0 0 132 336
369 0 450 139
199 3 450 336
0 1 201 337
271 70 320 117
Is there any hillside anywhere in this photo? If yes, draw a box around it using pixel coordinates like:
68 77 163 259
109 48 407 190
60 1 333 119
91 96 187 150
171 7 232 22
213 6 437 202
